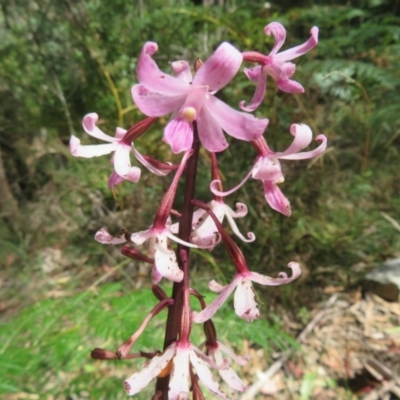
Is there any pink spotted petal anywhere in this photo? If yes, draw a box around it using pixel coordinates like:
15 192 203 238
136 42 188 95
190 350 229 400
169 346 190 399
276 123 313 157
82 113 115 142
240 65 268 112
193 42 242 92
154 237 183 282
132 84 186 117
234 278 260 322
264 22 287 56
192 276 240 323
206 96 268 142
108 171 125 189
95 228 127 244
171 60 193 83
124 344 176 396
69 136 117 158
275 26 319 62
263 181 291 216
280 134 327 160
151 265 162 285
249 262 301 285
279 62 296 80
113 144 132 177
163 118 193 154
197 107 229 152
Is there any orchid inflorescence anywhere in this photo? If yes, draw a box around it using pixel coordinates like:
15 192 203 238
71 21 326 399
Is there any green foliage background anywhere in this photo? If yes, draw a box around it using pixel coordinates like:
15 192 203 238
0 0 399 398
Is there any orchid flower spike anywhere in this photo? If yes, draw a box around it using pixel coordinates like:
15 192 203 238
241 23 319 111
132 42 269 153
211 124 327 216
70 113 169 188
124 340 231 399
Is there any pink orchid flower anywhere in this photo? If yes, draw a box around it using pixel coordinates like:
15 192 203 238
171 200 255 249
193 262 301 323
70 113 169 188
211 124 327 216
131 42 269 153
124 340 230 399
241 22 319 112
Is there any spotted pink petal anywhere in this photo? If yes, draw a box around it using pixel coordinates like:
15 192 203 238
171 60 193 83
263 181 291 216
234 278 260 322
197 107 229 152
163 118 194 154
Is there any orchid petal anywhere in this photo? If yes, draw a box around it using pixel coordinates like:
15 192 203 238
276 123 313 157
243 65 262 82
264 22 287 56
123 166 141 183
209 279 226 293
190 350 229 400
227 202 248 218
240 65 268 112
154 236 183 282
132 147 170 176
136 42 188 95
113 144 132 176
70 137 117 158
193 42 242 92
192 276 240 323
263 181 291 216
252 156 283 182
152 265 162 285
130 229 155 245
234 278 260 322
197 107 229 152
163 230 201 248
132 84 186 117
217 341 249 366
209 164 253 197
95 228 127 244
275 26 319 62
224 207 255 243
82 113 116 142
169 347 190 399
108 171 125 189
163 118 193 154
249 262 301 285
124 344 176 395
277 78 304 93
212 349 247 392
171 60 193 83
206 96 268 142
280 134 327 160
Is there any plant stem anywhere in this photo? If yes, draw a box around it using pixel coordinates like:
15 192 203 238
154 122 201 398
